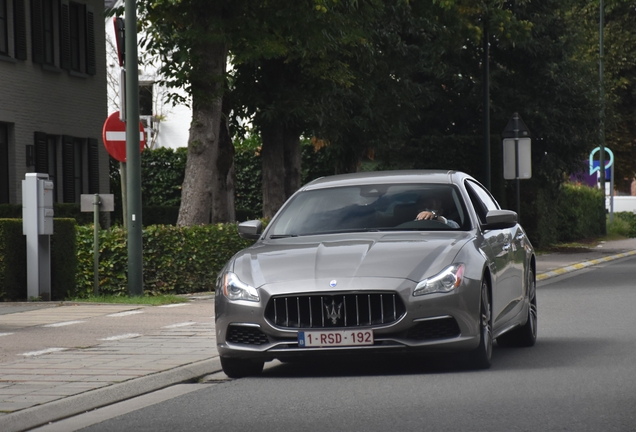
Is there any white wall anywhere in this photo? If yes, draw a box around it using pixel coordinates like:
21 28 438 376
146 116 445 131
105 15 192 150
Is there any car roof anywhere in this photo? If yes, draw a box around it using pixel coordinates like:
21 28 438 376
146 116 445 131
301 170 474 191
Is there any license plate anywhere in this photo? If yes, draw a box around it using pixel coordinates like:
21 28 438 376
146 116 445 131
298 330 374 347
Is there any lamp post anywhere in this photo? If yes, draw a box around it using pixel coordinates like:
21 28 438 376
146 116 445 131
125 0 143 296
599 0 606 200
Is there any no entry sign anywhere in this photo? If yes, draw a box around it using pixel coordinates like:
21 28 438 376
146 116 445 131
102 111 146 162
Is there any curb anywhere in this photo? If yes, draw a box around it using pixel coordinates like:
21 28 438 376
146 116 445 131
536 250 636 281
0 358 222 432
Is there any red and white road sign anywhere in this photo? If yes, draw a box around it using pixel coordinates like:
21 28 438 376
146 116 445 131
102 111 146 162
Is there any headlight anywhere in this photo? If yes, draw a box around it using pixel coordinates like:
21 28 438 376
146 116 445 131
413 263 465 296
222 272 260 302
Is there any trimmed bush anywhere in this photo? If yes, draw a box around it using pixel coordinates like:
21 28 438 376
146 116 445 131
75 223 257 297
0 218 77 301
51 219 78 300
532 182 605 248
0 219 26 300
610 212 636 238
0 204 21 218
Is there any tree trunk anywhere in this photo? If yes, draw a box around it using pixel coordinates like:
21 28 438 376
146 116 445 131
283 132 301 197
177 43 227 226
261 123 286 218
211 108 236 223
261 122 302 218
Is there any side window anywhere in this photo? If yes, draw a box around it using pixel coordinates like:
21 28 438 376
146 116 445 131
465 180 500 224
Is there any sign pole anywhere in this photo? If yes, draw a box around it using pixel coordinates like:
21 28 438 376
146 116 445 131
124 0 143 296
93 194 100 295
514 112 521 220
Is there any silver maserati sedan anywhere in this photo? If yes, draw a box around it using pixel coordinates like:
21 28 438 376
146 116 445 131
215 170 537 377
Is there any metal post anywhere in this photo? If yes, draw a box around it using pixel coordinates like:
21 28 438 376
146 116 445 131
514 113 521 220
93 194 100 295
599 1 606 198
125 0 143 296
610 164 614 224
120 161 127 229
483 22 491 191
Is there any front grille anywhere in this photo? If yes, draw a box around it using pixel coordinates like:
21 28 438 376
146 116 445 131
227 325 269 345
265 293 406 329
406 317 460 340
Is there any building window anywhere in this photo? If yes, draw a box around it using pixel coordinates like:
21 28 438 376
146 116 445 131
60 0 95 75
37 133 97 204
31 0 58 65
0 0 26 59
0 0 7 55
139 83 153 116
68 2 82 72
0 123 9 204
62 135 99 203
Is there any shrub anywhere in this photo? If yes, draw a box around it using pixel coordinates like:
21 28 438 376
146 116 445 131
609 212 636 238
75 223 257 297
531 182 605 248
0 219 26 300
0 218 77 301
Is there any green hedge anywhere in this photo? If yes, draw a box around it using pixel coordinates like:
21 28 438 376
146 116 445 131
75 223 256 297
0 218 77 301
532 182 606 248
0 219 26 300
0 204 93 224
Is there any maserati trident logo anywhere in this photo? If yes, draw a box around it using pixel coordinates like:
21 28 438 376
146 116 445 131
324 299 343 325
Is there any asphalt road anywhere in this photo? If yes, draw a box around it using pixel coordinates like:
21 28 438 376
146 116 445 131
38 255 636 432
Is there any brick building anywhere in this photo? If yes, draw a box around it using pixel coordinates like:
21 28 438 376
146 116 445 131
0 0 108 205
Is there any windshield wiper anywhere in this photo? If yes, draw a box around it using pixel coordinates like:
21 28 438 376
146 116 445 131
269 234 298 239
297 228 383 236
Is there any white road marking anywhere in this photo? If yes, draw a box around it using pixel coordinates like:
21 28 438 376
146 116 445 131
21 348 67 357
43 320 85 328
163 322 196 329
106 310 144 317
0 332 14 337
99 333 141 341
158 303 190 308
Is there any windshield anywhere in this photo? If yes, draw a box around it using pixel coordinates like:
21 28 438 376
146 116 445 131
267 183 470 237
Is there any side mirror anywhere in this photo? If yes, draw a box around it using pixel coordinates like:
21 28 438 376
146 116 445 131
238 220 263 240
484 210 517 229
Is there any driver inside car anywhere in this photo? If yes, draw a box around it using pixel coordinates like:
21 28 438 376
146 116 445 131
415 196 460 228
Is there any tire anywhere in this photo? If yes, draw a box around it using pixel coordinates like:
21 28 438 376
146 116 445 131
466 279 492 369
497 268 537 348
220 357 264 378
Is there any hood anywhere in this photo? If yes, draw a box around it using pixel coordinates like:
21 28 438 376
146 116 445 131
230 232 473 290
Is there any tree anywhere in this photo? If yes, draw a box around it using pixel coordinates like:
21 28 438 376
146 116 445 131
137 0 237 225
230 1 387 217
577 0 636 192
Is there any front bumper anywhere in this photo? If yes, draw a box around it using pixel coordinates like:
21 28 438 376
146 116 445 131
215 277 482 360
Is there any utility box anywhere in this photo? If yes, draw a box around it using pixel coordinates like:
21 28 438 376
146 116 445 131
22 173 53 301
38 180 55 234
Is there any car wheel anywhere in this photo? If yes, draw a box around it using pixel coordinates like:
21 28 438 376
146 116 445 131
467 279 492 369
497 268 538 347
220 357 264 378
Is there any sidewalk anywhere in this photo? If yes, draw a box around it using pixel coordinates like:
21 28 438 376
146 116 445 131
535 237 636 281
1 238 636 432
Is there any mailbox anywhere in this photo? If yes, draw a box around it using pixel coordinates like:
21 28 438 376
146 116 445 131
38 180 55 235
22 173 53 301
